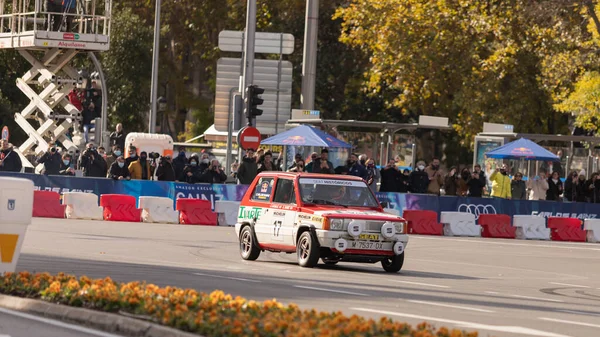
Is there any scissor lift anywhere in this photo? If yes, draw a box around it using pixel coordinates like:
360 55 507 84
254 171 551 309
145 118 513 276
0 0 111 168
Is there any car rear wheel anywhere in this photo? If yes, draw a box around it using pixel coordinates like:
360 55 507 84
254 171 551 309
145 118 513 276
297 232 320 268
240 226 260 261
381 252 404 273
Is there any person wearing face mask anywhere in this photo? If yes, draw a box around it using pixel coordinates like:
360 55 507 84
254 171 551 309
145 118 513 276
59 154 75 176
409 161 429 194
173 146 188 181
527 171 549 200
128 151 152 180
546 171 563 201
38 142 62 175
359 154 367 167
490 163 512 199
347 153 368 180
125 146 139 167
105 145 121 170
109 156 131 181
199 153 211 172
425 158 444 195
181 155 202 184
78 143 107 178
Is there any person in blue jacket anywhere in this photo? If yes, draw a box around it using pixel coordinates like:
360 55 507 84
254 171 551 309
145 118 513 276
348 153 368 180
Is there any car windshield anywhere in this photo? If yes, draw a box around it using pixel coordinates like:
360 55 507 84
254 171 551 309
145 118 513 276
298 177 379 208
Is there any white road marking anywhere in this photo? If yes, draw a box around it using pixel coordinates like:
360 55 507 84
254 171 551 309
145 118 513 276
549 282 590 288
293 285 369 296
193 273 261 283
352 308 572 337
539 317 600 329
407 300 495 313
412 236 600 252
0 307 121 337
510 295 564 303
391 280 450 288
485 291 499 294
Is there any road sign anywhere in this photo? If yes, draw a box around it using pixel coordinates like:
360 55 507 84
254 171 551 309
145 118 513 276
214 58 292 135
1 126 9 141
238 126 261 150
218 31 294 55
291 109 320 120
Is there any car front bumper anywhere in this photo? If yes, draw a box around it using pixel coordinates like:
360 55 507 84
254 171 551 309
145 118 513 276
315 230 408 256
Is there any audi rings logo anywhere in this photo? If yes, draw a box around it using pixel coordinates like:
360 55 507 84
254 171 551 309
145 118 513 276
457 204 496 219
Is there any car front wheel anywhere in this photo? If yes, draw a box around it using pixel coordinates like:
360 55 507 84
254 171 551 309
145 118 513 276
240 226 260 261
297 232 320 268
381 252 404 273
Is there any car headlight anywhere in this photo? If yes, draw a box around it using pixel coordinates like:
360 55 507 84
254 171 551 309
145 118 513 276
394 221 406 234
330 219 344 230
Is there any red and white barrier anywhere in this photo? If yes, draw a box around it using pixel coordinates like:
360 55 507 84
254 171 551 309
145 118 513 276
478 214 516 239
100 194 142 222
176 199 217 226
63 192 103 220
584 219 600 243
215 200 239 227
32 190 66 218
402 210 443 235
139 196 179 224
512 215 550 240
440 212 481 237
547 217 586 242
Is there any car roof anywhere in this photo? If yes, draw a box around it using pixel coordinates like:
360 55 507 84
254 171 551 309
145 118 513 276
256 172 365 182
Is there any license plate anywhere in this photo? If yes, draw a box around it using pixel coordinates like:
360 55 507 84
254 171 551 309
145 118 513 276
350 241 385 250
359 233 380 240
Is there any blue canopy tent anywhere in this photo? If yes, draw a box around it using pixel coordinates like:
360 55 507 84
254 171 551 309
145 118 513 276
261 125 352 170
485 138 559 161
261 124 352 148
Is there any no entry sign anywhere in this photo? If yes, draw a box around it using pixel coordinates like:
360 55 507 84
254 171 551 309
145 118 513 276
238 126 261 150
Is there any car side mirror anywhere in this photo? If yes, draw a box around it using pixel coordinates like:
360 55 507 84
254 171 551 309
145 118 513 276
380 201 389 209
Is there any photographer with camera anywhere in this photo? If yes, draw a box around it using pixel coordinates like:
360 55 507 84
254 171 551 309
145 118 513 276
38 141 62 175
201 159 227 184
78 143 107 177
181 154 202 184
128 151 151 180
156 155 176 181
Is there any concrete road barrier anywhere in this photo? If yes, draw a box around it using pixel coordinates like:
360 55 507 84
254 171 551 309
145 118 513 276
513 215 550 240
0 177 33 275
63 192 103 220
215 201 239 226
584 219 600 243
440 212 481 237
139 196 179 224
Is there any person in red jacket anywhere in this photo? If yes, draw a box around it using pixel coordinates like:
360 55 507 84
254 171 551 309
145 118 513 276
68 88 83 112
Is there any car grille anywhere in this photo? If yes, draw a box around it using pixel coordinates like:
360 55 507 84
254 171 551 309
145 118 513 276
364 221 385 233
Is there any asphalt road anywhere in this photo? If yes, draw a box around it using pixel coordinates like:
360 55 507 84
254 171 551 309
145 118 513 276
13 218 600 337
0 306 122 337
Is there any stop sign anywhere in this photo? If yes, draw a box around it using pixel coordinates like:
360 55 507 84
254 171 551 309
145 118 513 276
238 126 261 150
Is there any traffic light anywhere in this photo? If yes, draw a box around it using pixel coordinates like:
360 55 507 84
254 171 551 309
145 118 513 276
244 85 265 119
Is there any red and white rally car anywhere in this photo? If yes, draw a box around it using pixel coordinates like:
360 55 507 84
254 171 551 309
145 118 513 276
235 172 409 272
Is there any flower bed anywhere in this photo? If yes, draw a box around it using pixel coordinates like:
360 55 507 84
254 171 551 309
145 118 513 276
0 272 478 337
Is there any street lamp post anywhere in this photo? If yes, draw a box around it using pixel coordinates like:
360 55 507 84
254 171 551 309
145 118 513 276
149 0 161 133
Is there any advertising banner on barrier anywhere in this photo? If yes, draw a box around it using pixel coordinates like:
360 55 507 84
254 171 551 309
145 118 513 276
3 172 600 218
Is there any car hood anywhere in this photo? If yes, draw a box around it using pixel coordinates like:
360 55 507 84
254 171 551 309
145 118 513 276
303 207 404 222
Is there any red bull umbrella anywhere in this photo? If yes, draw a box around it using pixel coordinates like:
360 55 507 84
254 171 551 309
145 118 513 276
485 138 559 161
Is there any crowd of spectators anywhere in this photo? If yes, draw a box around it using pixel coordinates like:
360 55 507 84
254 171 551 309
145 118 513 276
4 136 600 203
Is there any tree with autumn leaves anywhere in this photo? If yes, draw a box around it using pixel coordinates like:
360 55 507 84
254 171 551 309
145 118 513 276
2 0 600 156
